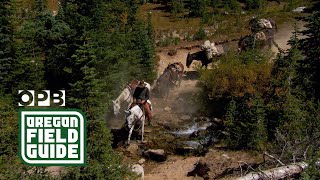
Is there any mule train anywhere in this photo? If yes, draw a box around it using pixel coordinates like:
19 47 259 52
186 18 278 68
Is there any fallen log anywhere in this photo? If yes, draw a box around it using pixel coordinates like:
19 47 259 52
235 162 308 180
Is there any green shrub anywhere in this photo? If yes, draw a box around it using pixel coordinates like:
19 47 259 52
194 26 207 40
224 95 268 150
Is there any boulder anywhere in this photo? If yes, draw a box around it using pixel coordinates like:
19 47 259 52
138 158 146 165
175 141 208 156
126 143 139 156
130 164 144 180
143 149 167 162
187 159 210 180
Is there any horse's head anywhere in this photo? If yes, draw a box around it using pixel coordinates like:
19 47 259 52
112 100 121 116
186 52 192 68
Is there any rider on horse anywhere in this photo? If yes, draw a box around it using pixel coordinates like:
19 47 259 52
132 80 152 125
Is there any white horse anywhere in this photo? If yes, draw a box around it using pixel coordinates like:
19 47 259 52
112 81 151 116
112 85 133 116
124 105 145 144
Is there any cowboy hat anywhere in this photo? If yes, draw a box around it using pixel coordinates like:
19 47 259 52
138 80 145 87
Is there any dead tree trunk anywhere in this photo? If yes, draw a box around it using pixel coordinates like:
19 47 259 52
236 162 309 180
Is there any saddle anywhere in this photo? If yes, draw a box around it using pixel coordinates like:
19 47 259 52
131 100 152 113
254 31 267 41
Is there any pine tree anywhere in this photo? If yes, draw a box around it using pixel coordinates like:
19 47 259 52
250 95 268 150
0 0 16 95
225 94 268 150
267 24 304 139
69 41 102 119
298 3 320 100
189 0 209 17
271 24 303 98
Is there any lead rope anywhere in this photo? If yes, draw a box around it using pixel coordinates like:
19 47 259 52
133 107 145 131
123 85 133 102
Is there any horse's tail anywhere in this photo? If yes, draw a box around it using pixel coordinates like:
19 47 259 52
186 52 191 68
238 36 243 50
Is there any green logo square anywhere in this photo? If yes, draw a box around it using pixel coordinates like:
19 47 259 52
19 109 86 166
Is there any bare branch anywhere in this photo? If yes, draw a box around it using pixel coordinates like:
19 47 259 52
264 152 285 166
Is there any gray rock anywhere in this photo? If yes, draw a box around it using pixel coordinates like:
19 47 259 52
143 149 167 162
187 159 209 180
292 6 306 12
126 143 139 155
130 164 144 179
138 158 146 165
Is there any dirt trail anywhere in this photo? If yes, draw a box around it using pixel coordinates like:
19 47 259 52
272 21 305 53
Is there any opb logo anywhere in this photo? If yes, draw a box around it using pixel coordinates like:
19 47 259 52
19 109 86 166
18 90 65 107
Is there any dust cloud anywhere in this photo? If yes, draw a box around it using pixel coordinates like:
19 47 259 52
271 21 306 53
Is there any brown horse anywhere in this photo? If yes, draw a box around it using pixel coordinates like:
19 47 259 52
166 62 185 86
154 62 184 98
154 69 174 98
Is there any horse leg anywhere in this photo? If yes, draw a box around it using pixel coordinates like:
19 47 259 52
141 118 145 142
268 38 272 49
128 125 135 144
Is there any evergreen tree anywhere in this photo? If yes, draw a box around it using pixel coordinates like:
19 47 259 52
225 94 268 150
55 0 155 177
69 41 102 119
171 0 184 18
268 24 304 136
0 0 16 95
298 3 320 100
189 0 209 17
15 11 73 91
270 24 303 95
223 0 241 11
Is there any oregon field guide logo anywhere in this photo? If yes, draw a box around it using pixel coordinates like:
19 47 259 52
19 109 86 166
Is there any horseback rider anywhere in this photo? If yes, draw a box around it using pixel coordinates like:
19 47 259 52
132 80 152 125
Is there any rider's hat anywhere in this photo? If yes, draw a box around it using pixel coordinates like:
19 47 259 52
138 80 145 87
